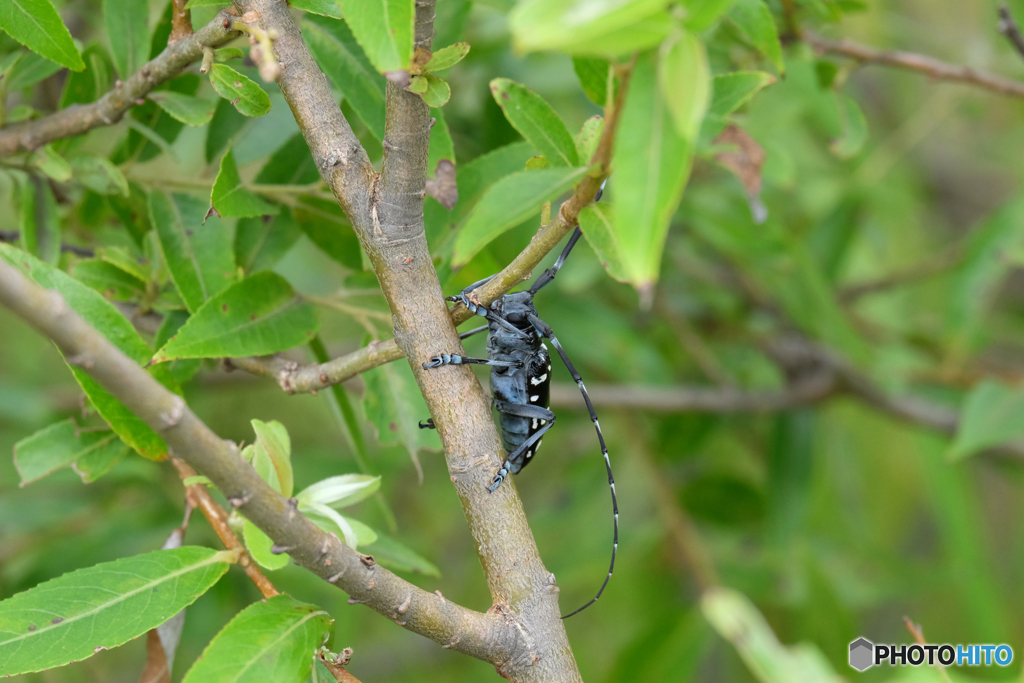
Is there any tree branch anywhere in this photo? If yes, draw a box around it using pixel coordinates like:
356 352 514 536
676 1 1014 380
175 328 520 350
0 10 241 156
233 0 582 678
804 30 1024 99
231 57 636 400
998 3 1024 62
0 258 516 664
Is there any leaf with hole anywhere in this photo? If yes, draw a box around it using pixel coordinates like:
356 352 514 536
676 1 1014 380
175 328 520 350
152 271 320 363
0 547 236 677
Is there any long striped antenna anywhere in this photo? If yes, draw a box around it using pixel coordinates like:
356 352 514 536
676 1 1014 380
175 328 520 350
527 314 618 619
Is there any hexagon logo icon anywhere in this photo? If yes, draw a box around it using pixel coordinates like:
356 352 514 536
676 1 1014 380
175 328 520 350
849 637 874 671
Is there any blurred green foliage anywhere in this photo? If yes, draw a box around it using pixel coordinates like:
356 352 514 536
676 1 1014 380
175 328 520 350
3 0 1024 681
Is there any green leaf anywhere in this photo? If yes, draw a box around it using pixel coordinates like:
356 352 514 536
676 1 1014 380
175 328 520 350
73 436 130 483
209 63 272 117
30 145 72 182
338 0 415 73
96 246 149 283
71 258 146 300
578 202 628 282
709 71 776 117
490 78 578 167
0 547 235 677
296 474 380 510
293 196 363 270
235 209 302 273
244 517 287 569
305 15 386 141
574 115 604 164
103 0 149 79
149 191 238 313
152 271 320 363
0 242 171 460
154 310 203 384
453 166 587 266
659 30 710 141
5 50 62 91
184 0 224 7
683 0 738 31
828 93 868 159
362 534 440 576
256 133 321 186
148 90 217 127
13 419 124 486
611 52 693 290
423 42 470 72
251 418 293 498
206 97 248 163
0 0 84 70
291 0 342 18
510 0 673 56
572 56 612 106
949 381 1024 460
212 148 279 218
182 595 333 683
728 0 784 74
69 155 129 196
410 73 450 107
60 44 114 108
363 358 439 479
702 587 840 681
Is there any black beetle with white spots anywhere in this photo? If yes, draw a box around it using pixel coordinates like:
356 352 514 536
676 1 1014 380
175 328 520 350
419 185 617 619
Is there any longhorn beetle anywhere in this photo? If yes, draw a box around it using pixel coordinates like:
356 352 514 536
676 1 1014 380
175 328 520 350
419 186 617 618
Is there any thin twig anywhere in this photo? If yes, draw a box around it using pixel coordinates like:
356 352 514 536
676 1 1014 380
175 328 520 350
169 0 194 43
804 30 1024 99
903 617 954 682
998 3 1024 62
171 459 279 599
0 10 241 156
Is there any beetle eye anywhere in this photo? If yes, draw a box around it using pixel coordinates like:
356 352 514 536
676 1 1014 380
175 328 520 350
506 312 525 324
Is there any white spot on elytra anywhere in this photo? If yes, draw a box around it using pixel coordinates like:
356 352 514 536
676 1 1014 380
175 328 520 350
530 373 548 385
532 418 538 429
530 395 539 402
540 419 547 425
